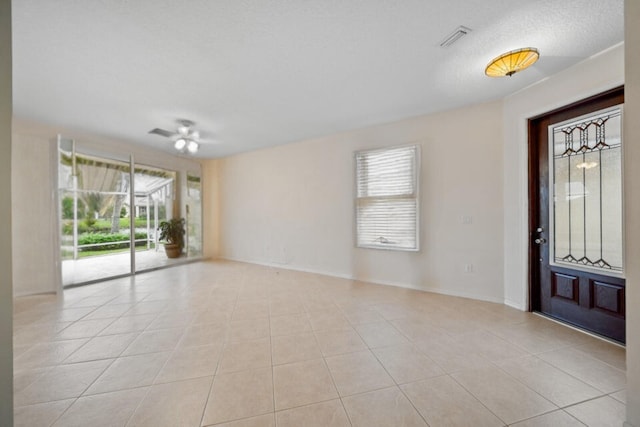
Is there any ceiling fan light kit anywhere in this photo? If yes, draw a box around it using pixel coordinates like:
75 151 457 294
187 140 199 153
149 119 203 154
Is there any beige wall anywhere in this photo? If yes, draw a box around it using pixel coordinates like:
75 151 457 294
12 134 59 296
211 100 506 302
11 120 203 297
209 45 625 309
503 44 624 309
625 1 640 425
202 159 220 259
0 0 12 422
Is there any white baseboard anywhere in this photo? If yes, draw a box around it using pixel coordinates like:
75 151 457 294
217 256 354 281
504 299 525 311
217 256 505 305
13 290 57 298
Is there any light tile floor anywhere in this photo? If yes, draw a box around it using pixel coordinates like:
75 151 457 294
12 260 627 426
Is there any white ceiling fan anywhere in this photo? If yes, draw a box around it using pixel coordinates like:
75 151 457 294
148 119 209 154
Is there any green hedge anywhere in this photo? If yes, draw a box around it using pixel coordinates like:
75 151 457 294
62 218 149 235
78 232 148 252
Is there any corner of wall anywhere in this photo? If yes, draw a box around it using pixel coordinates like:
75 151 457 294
202 158 220 259
0 0 13 422
624 1 640 425
216 100 506 303
503 299 524 311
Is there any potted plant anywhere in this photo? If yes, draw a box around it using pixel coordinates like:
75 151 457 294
157 217 185 258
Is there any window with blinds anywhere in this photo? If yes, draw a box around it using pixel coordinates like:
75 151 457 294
355 145 419 251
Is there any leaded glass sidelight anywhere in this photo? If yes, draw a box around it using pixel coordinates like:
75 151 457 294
550 106 623 273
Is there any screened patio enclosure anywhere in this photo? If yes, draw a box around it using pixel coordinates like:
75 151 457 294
132 171 175 252
58 137 202 287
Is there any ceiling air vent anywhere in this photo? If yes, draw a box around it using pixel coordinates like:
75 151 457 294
440 26 472 48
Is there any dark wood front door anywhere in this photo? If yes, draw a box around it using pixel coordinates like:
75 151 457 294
529 87 626 343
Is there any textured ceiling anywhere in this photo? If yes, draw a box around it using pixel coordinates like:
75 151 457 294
12 0 624 158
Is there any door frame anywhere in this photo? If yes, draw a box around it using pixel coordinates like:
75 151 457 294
527 85 624 313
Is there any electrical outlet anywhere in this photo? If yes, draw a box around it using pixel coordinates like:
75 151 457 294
464 264 474 273
462 215 473 224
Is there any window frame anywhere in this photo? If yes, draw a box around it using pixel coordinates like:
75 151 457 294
354 143 421 252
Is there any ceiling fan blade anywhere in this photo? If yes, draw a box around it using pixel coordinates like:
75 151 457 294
194 130 217 142
148 128 175 138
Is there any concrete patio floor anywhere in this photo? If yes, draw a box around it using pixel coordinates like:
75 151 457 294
62 248 193 286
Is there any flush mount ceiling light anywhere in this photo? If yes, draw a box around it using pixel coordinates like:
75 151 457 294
485 47 539 77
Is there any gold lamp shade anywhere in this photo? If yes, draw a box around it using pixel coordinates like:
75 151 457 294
485 47 539 77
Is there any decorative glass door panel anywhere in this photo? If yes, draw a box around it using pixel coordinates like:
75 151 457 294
550 107 623 274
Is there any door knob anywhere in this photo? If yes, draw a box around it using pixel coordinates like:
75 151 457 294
535 238 547 244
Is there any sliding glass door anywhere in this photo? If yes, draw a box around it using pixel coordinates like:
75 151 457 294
185 173 202 258
134 164 178 272
59 139 132 286
58 138 203 287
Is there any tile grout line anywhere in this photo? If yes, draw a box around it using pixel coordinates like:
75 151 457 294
267 316 275 423
504 408 588 427
51 357 119 425
447 371 512 426
199 293 239 427
315 327 352 426
528 350 624 396
358 318 455 427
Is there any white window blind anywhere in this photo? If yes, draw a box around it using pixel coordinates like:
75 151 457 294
355 145 419 251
